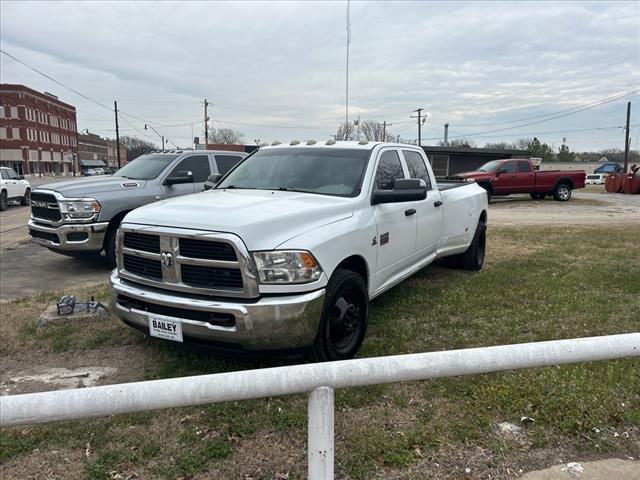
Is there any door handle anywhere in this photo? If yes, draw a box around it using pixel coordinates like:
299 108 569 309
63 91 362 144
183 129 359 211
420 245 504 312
434 201 443 207
405 208 416 216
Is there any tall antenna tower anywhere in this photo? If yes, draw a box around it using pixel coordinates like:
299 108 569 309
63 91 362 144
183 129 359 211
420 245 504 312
346 0 351 126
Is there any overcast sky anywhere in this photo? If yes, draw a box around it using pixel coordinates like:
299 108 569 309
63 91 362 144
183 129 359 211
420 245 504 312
1 0 639 151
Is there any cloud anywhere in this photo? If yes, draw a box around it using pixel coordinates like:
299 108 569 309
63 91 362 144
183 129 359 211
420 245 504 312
1 0 638 150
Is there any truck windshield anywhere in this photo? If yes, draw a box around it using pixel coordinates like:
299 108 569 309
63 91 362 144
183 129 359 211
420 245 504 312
217 148 371 197
477 160 503 172
113 154 179 180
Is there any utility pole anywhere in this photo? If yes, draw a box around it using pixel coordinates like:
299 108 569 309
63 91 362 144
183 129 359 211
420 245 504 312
379 121 392 141
623 101 631 173
345 0 351 125
204 98 209 150
114 101 121 169
411 108 424 146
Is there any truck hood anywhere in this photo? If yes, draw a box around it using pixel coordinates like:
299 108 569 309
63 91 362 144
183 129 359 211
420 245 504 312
454 171 493 179
124 189 355 250
35 176 147 197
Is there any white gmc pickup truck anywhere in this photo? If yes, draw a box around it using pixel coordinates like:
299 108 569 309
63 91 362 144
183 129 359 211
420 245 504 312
111 141 488 360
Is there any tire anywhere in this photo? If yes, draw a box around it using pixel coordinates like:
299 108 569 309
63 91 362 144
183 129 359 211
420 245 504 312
530 192 545 200
0 190 7 211
104 224 119 268
312 268 369 362
21 188 31 206
553 183 572 201
479 184 492 203
444 219 486 271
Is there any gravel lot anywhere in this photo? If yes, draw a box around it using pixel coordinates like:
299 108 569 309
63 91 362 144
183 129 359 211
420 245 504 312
1 187 638 301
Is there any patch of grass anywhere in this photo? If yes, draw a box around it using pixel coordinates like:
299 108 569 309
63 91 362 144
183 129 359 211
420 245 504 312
2 226 639 479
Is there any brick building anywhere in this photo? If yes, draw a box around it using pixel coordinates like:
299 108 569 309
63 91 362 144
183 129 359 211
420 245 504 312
78 133 127 172
0 84 78 176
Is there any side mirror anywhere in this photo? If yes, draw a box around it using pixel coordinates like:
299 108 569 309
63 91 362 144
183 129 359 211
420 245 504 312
203 173 223 190
372 178 427 205
165 170 193 185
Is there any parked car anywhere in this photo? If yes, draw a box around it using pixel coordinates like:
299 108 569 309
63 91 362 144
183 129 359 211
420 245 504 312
0 167 31 211
28 150 247 266
452 159 585 201
110 141 488 360
84 169 97 176
585 173 607 185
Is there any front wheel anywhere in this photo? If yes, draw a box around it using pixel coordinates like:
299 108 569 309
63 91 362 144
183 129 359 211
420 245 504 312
21 188 31 206
553 184 572 201
0 190 7 211
312 269 369 361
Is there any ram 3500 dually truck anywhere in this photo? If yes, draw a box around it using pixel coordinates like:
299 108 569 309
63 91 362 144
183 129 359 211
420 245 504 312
28 150 246 266
110 141 488 360
453 158 585 202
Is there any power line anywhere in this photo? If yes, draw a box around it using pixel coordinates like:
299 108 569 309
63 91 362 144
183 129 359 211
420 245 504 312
421 125 630 142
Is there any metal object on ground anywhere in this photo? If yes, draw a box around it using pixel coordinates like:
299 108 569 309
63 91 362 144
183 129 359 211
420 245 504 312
605 173 622 193
56 295 77 315
621 172 640 194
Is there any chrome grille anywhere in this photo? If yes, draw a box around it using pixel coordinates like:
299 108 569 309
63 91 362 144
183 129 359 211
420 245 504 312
117 225 258 298
30 192 61 222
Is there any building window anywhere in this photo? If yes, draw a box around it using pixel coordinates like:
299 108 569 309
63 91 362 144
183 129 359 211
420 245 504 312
0 127 7 139
0 106 5 118
428 155 450 177
12 128 20 140
10 106 18 118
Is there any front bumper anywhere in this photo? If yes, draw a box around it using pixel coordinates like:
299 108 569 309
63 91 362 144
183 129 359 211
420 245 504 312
28 219 109 252
110 271 326 351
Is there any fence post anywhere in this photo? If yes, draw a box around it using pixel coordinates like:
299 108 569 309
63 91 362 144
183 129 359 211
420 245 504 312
308 386 334 480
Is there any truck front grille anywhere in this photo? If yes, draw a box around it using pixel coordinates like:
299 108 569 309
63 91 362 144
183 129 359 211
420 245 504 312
181 264 243 289
123 254 162 281
179 238 237 261
118 226 258 298
30 192 61 222
123 232 160 253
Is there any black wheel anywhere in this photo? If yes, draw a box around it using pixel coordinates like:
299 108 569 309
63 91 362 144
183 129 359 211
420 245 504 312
21 188 31 206
553 184 572 201
530 192 545 200
312 269 369 361
444 219 486 271
104 224 119 268
0 190 7 211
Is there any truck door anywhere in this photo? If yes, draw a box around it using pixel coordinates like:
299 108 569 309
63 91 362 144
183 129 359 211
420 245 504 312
401 150 443 258
4 168 22 198
161 155 212 198
516 160 535 191
492 160 517 193
372 149 417 290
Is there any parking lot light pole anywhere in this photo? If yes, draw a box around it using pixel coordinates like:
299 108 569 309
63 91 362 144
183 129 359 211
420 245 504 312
144 124 165 151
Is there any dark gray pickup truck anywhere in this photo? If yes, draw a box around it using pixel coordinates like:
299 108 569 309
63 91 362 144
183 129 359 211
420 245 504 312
28 149 246 265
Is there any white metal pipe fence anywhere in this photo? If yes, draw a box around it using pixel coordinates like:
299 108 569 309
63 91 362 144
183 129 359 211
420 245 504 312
1 333 638 479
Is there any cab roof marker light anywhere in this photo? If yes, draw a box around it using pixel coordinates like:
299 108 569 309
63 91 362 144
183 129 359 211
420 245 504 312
290 140 300 145
306 139 317 145
358 140 369 145
271 141 281 146
325 139 336 145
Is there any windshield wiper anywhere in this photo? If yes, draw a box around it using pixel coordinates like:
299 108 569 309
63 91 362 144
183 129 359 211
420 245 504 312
277 187 309 193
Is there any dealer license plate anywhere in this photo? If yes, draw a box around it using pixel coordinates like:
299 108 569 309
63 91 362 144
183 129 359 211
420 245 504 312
148 317 183 342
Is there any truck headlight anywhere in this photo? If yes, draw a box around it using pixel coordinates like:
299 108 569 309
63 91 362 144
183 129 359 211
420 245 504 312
59 199 101 219
252 250 322 284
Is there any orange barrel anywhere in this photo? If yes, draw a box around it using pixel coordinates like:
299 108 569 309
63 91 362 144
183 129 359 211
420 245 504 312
621 173 640 194
605 173 622 193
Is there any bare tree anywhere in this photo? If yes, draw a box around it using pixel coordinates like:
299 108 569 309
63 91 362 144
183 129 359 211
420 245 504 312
206 126 244 144
119 136 157 161
335 122 357 141
438 138 477 148
359 120 394 142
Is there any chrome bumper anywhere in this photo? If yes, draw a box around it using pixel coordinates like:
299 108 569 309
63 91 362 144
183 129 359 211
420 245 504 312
28 219 109 252
110 271 326 351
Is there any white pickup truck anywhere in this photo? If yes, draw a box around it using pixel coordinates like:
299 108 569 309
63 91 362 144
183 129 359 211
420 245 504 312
111 141 488 360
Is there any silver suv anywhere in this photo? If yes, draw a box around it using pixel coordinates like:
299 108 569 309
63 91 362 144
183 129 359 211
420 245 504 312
28 149 246 266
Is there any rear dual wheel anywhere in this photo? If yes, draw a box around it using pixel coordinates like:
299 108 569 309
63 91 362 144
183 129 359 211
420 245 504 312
444 218 486 271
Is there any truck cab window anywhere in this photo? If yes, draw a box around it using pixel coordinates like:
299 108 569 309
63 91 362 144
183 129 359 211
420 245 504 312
375 150 404 190
403 150 432 190
517 161 531 173
169 155 211 182
215 155 243 175
501 161 516 174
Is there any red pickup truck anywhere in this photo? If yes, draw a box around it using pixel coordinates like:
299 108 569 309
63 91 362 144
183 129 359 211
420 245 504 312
453 159 585 202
